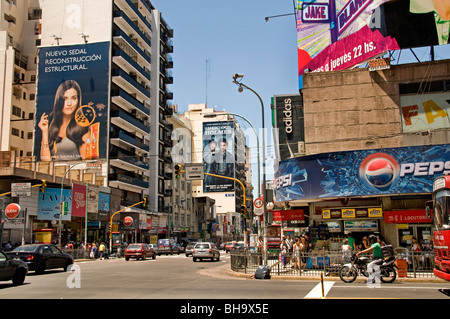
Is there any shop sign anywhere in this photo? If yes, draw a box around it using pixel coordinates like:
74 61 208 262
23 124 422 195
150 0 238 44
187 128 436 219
322 207 383 219
368 208 383 218
342 208 355 218
272 209 304 221
384 210 432 224
5 203 21 219
344 220 378 232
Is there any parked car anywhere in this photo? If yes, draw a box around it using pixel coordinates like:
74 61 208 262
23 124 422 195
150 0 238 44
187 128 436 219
6 244 73 274
192 242 220 262
185 242 197 257
224 241 236 253
0 250 28 285
124 243 156 261
157 239 180 255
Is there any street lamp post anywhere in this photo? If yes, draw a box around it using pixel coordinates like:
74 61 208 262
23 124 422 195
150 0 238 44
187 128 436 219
232 74 268 264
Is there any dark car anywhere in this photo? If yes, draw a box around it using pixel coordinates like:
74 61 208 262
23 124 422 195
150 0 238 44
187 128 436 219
0 250 28 285
124 243 156 261
6 244 73 274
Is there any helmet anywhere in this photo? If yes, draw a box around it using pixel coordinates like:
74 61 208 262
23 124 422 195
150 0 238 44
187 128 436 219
368 235 377 243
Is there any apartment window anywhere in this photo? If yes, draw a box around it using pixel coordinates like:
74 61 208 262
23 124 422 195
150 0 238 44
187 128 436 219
27 132 33 139
11 128 19 137
4 13 16 24
12 106 21 117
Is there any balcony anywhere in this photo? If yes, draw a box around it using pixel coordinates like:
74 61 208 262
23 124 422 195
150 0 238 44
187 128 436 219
109 173 149 191
110 129 150 154
115 0 152 33
111 109 150 135
113 10 151 51
113 48 150 81
113 29 150 65
110 151 149 173
112 68 150 102
111 88 150 117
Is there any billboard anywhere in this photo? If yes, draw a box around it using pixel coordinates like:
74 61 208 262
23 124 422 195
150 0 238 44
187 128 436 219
297 0 449 78
274 144 450 203
400 92 450 133
203 121 235 193
34 42 110 162
273 94 305 161
38 188 72 221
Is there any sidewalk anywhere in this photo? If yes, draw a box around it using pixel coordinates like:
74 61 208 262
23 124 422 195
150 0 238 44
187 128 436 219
225 267 445 283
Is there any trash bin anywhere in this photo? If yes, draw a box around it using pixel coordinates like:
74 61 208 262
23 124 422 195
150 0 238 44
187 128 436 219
394 247 408 278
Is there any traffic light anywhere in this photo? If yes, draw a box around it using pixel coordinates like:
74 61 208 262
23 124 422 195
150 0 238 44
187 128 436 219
240 204 247 219
174 164 182 179
40 180 47 193
143 198 147 206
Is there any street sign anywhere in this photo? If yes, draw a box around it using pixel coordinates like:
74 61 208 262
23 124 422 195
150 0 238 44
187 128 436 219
123 216 133 227
5 203 21 219
253 197 264 216
11 183 31 197
184 163 204 181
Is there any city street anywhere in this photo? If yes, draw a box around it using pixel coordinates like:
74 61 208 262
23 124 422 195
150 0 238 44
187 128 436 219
0 251 448 302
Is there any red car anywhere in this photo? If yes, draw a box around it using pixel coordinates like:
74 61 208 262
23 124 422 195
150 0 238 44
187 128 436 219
124 243 156 261
224 241 236 253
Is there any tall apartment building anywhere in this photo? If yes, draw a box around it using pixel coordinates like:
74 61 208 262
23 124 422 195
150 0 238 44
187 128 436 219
181 104 252 241
0 0 175 244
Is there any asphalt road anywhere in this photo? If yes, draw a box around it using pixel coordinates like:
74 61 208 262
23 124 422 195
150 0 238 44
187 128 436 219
0 250 448 313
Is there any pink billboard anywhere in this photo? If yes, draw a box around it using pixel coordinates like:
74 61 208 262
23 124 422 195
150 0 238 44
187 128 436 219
297 0 448 79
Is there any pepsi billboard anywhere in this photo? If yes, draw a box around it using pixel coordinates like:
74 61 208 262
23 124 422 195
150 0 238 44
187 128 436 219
274 144 450 203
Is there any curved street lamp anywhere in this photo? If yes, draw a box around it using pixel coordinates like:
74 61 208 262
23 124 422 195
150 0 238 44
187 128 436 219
232 74 268 264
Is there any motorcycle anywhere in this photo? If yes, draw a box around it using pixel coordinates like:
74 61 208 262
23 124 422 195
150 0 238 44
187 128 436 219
339 253 397 283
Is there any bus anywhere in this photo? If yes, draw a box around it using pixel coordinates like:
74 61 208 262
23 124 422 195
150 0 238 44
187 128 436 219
427 175 450 281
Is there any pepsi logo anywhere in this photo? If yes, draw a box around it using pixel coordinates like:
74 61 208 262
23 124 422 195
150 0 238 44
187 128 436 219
359 153 399 190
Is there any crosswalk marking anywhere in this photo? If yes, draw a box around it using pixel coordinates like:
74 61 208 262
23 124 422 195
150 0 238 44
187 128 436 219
304 281 335 299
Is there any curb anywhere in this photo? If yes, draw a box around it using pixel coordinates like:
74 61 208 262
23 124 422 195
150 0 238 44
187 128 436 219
225 269 446 283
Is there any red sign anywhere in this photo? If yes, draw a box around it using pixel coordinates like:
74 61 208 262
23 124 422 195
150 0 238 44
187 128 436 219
5 203 21 219
384 210 432 224
272 209 304 221
123 216 133 227
71 184 87 217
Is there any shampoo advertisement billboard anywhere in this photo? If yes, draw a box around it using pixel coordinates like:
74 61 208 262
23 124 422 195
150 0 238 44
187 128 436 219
34 41 110 162
297 0 448 79
274 144 450 203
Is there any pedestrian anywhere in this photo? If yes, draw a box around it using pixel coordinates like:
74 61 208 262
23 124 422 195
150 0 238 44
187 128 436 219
341 238 352 264
299 236 308 271
280 238 289 267
286 235 293 266
293 237 301 270
90 242 97 259
346 232 355 251
411 237 422 269
98 242 106 260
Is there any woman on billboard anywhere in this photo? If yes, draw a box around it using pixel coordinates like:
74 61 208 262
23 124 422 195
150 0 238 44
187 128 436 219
38 80 93 161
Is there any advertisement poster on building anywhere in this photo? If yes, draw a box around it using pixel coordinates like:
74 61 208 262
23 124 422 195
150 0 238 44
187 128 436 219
202 121 235 193
34 41 110 162
296 0 448 80
274 144 450 202
38 188 72 221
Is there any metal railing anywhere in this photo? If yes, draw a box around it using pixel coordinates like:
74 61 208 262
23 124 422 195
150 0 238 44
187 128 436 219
230 249 436 279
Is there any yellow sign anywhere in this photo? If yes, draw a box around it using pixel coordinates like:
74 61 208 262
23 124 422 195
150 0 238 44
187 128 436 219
341 208 355 218
368 207 383 218
322 209 331 219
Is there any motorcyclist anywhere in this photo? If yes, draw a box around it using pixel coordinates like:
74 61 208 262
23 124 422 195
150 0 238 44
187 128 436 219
356 234 383 283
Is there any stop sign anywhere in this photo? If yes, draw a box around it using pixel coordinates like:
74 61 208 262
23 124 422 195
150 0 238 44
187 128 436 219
5 203 21 219
123 216 133 227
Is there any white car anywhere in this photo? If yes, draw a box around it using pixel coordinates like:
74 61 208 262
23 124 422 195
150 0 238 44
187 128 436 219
192 242 220 262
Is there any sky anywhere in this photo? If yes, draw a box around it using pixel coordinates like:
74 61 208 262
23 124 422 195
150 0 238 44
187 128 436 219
151 0 299 193
149 0 450 198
